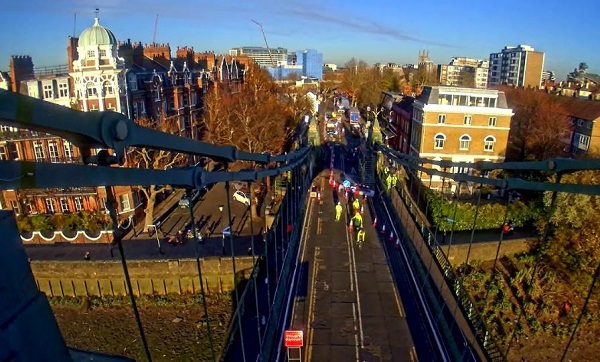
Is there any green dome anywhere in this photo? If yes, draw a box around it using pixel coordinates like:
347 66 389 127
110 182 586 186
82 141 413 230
78 17 117 47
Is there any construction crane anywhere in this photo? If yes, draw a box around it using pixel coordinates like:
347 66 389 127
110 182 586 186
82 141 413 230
152 14 159 44
251 19 276 66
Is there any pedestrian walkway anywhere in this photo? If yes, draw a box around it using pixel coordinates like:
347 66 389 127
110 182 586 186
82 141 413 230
291 171 417 362
124 189 186 240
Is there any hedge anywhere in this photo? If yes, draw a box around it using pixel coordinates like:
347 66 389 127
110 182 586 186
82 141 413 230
16 211 112 234
426 191 542 231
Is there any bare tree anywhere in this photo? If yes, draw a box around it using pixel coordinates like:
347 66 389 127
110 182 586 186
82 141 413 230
340 58 370 107
126 115 190 233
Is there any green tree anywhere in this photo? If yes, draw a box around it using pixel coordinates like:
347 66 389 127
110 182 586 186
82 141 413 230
542 171 600 290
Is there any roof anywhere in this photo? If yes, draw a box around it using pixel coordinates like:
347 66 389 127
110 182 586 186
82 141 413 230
78 17 117 47
558 97 600 121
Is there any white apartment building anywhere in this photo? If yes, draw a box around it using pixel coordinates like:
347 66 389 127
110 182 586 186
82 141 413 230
438 57 489 89
229 46 288 66
488 45 545 88
23 75 74 108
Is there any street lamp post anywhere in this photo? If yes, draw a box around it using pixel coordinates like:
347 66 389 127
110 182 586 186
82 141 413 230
147 224 163 254
218 205 225 255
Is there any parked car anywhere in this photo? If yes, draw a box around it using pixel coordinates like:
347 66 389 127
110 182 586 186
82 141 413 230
233 190 251 206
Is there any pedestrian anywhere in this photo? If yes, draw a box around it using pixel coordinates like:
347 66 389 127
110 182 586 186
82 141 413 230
335 202 343 221
352 198 360 212
357 227 366 245
352 212 363 230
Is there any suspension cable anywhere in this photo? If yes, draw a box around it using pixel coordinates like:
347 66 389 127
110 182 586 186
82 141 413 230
464 183 484 266
187 192 216 361
483 189 511 305
505 174 563 358
247 180 263 350
560 262 600 361
106 185 152 362
224 176 247 362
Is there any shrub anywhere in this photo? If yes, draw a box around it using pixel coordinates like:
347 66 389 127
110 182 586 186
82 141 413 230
426 190 542 231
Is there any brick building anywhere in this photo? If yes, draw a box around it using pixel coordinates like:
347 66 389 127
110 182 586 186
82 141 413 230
410 86 514 190
1 14 249 218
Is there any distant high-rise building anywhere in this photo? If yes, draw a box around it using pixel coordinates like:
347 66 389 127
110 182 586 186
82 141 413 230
438 57 489 89
229 46 288 66
541 70 556 83
488 45 545 88
295 49 323 80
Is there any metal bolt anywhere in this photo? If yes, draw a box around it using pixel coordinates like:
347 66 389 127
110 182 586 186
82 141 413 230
114 119 128 141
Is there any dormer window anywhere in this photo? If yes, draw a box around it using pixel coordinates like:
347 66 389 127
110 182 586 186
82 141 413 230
87 50 95 58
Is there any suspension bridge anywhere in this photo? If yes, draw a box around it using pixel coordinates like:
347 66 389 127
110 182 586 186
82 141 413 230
1 89 600 361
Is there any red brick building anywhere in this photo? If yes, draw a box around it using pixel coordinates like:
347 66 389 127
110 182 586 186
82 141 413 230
1 15 249 219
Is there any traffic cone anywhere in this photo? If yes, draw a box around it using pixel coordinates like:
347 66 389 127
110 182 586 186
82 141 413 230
372 217 378 227
348 219 353 232
380 224 386 234
360 205 364 215
388 230 394 241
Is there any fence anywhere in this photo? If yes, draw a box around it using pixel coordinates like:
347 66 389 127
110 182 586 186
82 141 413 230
31 257 255 297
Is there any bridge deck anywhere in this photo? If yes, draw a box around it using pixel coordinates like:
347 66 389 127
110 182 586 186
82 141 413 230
291 172 417 362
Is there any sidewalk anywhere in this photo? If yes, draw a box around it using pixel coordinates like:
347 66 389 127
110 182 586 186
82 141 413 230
123 189 186 241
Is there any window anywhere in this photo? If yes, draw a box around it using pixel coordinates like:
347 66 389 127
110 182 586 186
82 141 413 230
60 198 69 213
438 114 446 124
0 147 6 160
464 115 472 125
103 81 113 96
45 198 55 213
0 125 17 133
119 194 131 211
484 136 496 151
488 117 497 127
459 134 471 150
587 121 593 130
99 49 106 57
574 133 591 150
58 82 68 97
154 87 161 102
434 133 446 149
86 82 97 97
33 141 45 161
9 200 21 214
74 197 84 211
578 119 584 127
43 84 53 99
87 50 95 58
48 140 59 162
128 74 138 91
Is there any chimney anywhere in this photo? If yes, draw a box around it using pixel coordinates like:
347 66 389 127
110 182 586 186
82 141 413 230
67 37 79 72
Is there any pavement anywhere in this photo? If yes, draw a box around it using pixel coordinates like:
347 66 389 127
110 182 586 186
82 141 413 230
25 182 272 261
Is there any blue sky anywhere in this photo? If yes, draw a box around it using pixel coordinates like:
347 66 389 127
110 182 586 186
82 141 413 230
1 0 599 79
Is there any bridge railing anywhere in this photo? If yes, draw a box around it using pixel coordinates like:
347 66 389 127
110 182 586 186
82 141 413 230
0 90 315 362
375 143 600 362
